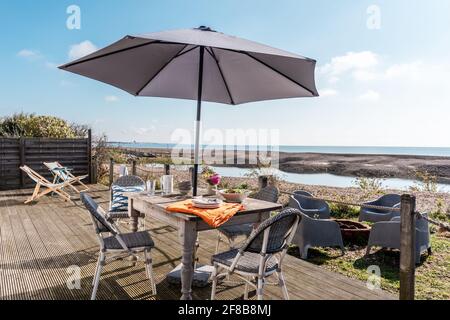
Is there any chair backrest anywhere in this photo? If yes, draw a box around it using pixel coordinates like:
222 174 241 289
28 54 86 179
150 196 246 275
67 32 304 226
44 161 70 181
291 190 328 211
391 213 429 233
377 194 401 207
20 165 51 185
241 208 301 254
251 185 279 203
112 175 145 188
81 192 118 235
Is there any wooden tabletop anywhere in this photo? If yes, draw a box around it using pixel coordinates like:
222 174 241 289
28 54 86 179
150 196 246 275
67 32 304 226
127 192 283 221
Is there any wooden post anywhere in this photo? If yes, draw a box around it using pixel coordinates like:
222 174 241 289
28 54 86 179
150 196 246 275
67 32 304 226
91 156 98 184
19 137 25 188
399 194 416 300
164 164 170 175
258 175 268 189
132 160 137 176
87 129 92 183
109 158 114 188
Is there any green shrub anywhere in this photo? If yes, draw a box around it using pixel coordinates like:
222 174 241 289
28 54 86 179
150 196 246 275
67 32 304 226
410 170 438 193
353 176 385 199
430 198 450 223
0 113 87 138
329 194 360 219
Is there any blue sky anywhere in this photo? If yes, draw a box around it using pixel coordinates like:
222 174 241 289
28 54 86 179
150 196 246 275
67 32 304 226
1 0 450 147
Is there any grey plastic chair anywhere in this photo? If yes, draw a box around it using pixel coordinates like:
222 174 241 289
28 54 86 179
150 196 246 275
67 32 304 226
366 214 431 264
211 208 301 300
359 194 401 223
290 190 330 219
289 195 344 259
81 193 156 300
215 186 280 254
108 175 145 221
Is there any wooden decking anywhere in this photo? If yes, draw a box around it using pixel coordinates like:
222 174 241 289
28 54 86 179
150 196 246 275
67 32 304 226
0 185 395 300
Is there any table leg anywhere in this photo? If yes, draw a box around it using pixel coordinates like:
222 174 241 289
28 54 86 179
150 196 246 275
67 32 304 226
178 220 198 300
128 198 139 264
128 198 139 233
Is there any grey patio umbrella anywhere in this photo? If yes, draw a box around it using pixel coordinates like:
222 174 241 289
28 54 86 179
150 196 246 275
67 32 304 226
60 26 318 195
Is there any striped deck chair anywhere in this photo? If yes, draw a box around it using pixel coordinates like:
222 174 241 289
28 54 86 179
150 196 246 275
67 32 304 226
19 165 73 204
44 161 89 193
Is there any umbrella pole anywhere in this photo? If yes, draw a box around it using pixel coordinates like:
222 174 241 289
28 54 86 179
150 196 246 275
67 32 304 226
193 46 205 196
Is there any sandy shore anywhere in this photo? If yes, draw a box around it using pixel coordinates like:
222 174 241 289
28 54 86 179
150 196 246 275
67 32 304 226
118 147 450 183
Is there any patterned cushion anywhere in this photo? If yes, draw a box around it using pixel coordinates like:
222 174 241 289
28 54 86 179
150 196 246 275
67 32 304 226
110 185 144 212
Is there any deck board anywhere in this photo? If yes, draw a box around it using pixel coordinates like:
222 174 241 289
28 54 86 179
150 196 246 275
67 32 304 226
0 185 395 300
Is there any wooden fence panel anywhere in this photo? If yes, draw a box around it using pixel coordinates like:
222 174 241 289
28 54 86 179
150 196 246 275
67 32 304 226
0 133 92 190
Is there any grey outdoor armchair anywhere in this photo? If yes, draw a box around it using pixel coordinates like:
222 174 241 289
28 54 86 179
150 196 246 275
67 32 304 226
359 194 401 223
81 193 156 300
211 208 301 300
289 190 330 219
366 214 431 264
290 208 345 259
215 185 280 254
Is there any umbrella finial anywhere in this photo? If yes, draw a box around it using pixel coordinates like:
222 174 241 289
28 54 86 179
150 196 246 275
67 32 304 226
197 26 215 32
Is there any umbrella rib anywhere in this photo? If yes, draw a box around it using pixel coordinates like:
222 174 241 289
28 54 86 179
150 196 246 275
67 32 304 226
206 48 235 105
220 48 316 96
135 44 189 96
175 45 199 58
60 39 160 69
244 52 316 96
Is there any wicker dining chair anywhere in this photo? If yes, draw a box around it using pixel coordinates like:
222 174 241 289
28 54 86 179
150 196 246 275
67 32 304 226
211 208 302 300
81 193 156 300
215 185 280 254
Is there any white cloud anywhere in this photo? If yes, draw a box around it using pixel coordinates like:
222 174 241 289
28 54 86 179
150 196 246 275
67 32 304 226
319 51 379 82
105 95 119 102
358 90 380 102
385 61 422 80
69 40 98 60
17 49 41 59
131 127 156 136
320 88 338 97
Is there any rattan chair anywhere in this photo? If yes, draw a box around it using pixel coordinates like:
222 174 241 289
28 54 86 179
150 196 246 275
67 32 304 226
81 193 156 300
211 208 301 300
215 186 279 254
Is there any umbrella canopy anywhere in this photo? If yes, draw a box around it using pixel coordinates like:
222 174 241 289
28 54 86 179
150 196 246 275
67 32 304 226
60 26 318 194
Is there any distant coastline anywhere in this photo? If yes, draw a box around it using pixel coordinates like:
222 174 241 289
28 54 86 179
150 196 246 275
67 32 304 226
109 142 450 157
109 143 450 184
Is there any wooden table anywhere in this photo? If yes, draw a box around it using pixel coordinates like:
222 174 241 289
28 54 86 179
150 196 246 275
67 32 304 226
127 193 282 300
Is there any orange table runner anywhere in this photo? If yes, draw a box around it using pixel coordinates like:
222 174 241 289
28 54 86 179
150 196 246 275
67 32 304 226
166 199 244 228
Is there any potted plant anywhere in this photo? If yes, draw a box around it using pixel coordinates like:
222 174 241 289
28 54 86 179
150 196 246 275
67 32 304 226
201 166 221 195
